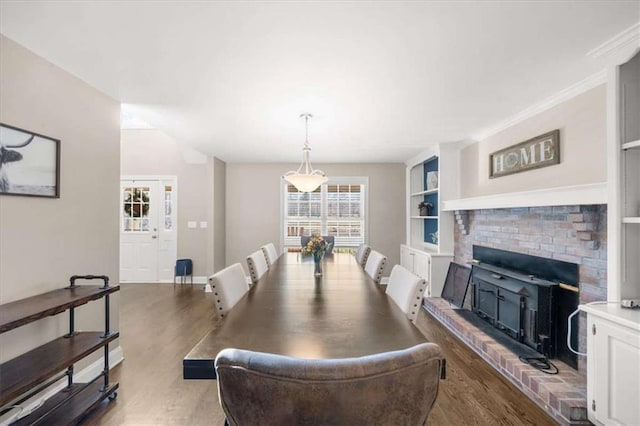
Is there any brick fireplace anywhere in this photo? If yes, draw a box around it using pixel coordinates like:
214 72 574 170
424 204 607 425
454 204 607 369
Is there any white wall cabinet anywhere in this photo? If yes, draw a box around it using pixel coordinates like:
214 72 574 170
581 304 640 426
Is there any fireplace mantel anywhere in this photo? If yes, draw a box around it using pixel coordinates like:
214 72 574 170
442 182 606 211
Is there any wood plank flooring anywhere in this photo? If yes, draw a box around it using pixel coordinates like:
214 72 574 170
85 283 556 425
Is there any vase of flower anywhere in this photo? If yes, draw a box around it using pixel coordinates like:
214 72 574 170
313 252 323 276
302 234 331 277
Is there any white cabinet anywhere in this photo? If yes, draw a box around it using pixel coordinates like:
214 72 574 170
404 145 458 297
581 304 640 425
400 244 452 297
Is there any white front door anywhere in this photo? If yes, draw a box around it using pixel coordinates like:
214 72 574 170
120 177 177 282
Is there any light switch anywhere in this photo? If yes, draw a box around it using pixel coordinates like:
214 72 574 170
200 221 208 228
187 221 197 229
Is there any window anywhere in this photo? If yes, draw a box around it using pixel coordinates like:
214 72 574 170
283 178 367 249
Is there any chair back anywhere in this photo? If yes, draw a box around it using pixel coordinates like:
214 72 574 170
261 243 279 268
215 343 444 426
364 250 386 283
355 244 371 267
323 236 335 255
209 263 250 319
247 250 269 284
386 264 428 322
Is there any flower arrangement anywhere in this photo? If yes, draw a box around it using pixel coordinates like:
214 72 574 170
302 234 331 259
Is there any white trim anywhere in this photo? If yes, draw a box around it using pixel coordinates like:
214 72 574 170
471 71 606 142
622 139 640 150
587 23 640 59
442 182 607 211
0 346 123 425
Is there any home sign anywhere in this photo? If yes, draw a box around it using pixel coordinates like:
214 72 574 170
489 129 560 178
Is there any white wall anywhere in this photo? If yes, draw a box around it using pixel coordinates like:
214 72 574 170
0 35 120 362
226 163 405 276
460 84 606 197
121 129 226 276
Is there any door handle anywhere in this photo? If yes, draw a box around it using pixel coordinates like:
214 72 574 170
152 235 158 239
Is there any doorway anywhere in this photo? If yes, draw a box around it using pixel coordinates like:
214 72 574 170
120 176 177 282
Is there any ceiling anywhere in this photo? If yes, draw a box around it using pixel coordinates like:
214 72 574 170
0 1 638 163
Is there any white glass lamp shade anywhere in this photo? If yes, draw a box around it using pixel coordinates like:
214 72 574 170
283 172 328 192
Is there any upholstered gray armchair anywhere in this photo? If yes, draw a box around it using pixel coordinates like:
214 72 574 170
215 343 445 425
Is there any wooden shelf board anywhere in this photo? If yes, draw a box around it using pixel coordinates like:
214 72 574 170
622 139 640 150
12 381 118 426
622 217 640 223
410 188 438 196
0 285 120 333
0 331 119 405
410 216 438 219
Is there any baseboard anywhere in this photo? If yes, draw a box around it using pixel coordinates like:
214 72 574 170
0 345 124 425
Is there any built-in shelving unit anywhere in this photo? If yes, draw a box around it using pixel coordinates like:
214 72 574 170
586 47 640 426
0 277 119 425
404 145 459 297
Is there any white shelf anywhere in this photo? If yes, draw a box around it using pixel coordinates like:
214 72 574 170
410 216 438 219
622 139 640 150
443 183 606 211
623 217 640 223
410 188 438 196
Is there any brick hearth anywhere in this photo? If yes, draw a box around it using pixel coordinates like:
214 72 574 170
424 298 588 425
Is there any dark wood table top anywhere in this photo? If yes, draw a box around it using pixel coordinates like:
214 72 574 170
183 253 427 379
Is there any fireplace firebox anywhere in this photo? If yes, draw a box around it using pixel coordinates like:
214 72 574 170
471 246 579 368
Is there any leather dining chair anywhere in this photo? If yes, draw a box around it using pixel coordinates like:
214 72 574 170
386 264 428 322
260 243 279 269
364 250 387 284
215 343 445 426
354 243 371 267
209 263 250 319
247 250 269 285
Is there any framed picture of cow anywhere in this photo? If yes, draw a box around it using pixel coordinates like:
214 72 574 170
0 123 60 198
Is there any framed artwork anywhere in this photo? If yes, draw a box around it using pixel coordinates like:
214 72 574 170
489 129 560 178
0 123 60 198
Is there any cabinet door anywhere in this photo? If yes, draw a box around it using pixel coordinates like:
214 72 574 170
413 252 430 281
587 316 640 425
400 246 413 272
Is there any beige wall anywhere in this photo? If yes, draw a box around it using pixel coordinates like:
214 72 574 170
213 158 226 272
121 129 226 276
460 84 607 197
0 35 120 362
226 163 405 276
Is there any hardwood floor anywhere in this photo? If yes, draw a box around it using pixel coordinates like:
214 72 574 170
86 283 556 425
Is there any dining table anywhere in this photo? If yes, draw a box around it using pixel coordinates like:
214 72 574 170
183 252 427 379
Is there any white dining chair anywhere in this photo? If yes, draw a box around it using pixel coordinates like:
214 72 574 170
354 244 371 267
261 243 279 269
386 264 428 322
364 250 386 284
247 249 269 285
209 263 250 319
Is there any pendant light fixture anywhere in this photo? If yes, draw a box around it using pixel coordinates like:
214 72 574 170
283 113 328 192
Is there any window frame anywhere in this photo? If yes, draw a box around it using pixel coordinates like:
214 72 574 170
280 176 369 251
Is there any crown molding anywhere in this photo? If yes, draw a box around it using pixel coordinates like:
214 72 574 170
471 70 606 142
587 22 640 59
